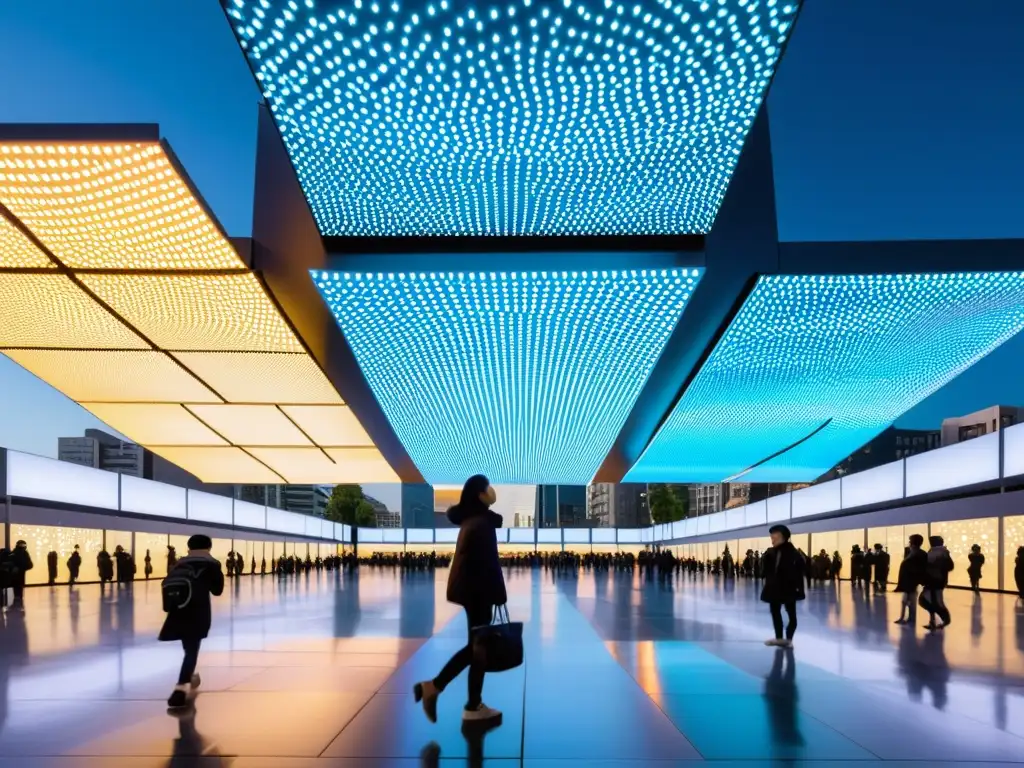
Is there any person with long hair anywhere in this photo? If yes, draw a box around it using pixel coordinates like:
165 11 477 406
414 474 506 724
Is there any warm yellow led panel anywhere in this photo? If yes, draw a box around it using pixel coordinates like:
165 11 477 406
0 142 244 270
79 273 303 352
172 352 344 404
2 349 221 403
147 446 282 483
0 273 147 349
186 404 312 447
246 447 399 483
279 405 373 447
0 215 53 268
82 403 228 446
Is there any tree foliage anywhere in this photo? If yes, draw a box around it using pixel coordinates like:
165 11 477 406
325 484 377 527
649 484 687 524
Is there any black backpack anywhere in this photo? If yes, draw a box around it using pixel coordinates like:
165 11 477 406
162 561 198 613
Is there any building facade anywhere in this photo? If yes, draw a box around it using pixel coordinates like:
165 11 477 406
537 485 588 527
401 483 435 528
58 429 145 477
587 483 650 527
941 405 1020 447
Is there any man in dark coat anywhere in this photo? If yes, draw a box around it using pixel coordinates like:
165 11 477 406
46 551 58 585
893 534 927 625
415 474 506 726
10 541 33 607
160 534 224 709
97 550 114 588
761 525 805 648
871 544 890 592
67 545 82 586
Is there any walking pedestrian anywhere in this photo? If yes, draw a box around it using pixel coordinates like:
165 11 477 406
893 534 927 625
967 544 985 593
10 540 33 608
920 535 954 630
762 525 806 648
414 474 506 724
67 545 82 586
160 534 225 709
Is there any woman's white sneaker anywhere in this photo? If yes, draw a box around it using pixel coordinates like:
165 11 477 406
462 703 502 722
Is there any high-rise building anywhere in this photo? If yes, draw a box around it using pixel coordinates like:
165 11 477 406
401 483 434 528
58 429 145 477
825 425 942 479
941 405 1019 447
537 485 588 527
236 484 330 515
587 483 650 527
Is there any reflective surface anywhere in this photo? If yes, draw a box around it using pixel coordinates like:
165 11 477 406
0 568 1023 766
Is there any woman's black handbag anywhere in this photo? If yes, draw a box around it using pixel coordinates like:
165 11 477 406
471 605 524 672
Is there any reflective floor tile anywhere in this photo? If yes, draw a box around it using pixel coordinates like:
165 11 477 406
228 664 394 693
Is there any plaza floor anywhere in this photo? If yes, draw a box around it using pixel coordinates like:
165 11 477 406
0 567 1022 766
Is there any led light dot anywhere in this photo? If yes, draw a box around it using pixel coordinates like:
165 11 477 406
228 0 801 236
313 268 702 484
626 273 1024 484
0 215 54 268
0 142 245 269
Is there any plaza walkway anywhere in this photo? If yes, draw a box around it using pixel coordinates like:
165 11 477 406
0 567 1022 765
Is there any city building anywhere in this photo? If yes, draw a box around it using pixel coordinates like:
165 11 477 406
236 484 331 516
824 425 942 479
587 483 650 527
365 494 400 527
537 485 588 527
941 405 1020 446
58 429 144 477
401 483 435 528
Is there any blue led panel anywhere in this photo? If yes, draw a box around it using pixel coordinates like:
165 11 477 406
226 0 801 236
626 273 1024 483
313 268 702 483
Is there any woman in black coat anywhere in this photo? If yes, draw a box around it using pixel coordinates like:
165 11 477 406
761 525 806 648
415 474 505 725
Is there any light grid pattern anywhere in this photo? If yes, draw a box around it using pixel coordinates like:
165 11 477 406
2 350 222 403
186 404 314 446
149 446 285 483
313 268 702 483
172 352 345 404
0 215 53 268
0 143 244 270
81 403 229 447
226 0 801 236
0 274 147 349
248 446 400 483
79 273 304 352
625 273 1024 484
280 404 374 446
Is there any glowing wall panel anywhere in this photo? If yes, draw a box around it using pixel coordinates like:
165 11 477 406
592 529 616 545
905 432 1000 497
234 500 266 530
790 479 841 520
186 490 233 526
267 507 306 535
617 528 642 544
744 501 768 528
766 494 790 523
434 528 459 544
684 518 698 537
7 450 119 509
508 529 535 545
120 475 187 519
930 517 998 590
670 520 686 540
563 529 590 544
1003 423 1024 478
1003 516 1024 595
406 528 434 544
305 515 324 538
725 507 745 530
536 529 562 545
0 142 244 270
227 0 799 236
841 460 904 509
382 528 405 544
11 524 103 585
314 269 701 484
356 527 384 544
627 273 1024 483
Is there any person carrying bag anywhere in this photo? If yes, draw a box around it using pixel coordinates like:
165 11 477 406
414 475 509 725
472 604 523 673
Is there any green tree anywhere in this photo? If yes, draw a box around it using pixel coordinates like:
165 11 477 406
325 485 380 527
649 484 686 524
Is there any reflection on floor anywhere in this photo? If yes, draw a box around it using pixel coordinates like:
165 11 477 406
0 568 1023 766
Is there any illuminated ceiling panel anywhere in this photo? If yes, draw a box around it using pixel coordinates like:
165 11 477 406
80 273 304 352
2 349 222 403
248 447 400 483
0 274 147 349
82 403 228 446
279 405 373 446
625 273 1024 483
0 142 244 269
0 215 53 268
313 268 702 484
225 0 801 236
187 404 313 446
173 352 344 404
147 446 283 483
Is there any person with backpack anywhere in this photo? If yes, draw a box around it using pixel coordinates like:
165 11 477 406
761 525 806 648
160 534 224 709
97 549 114 589
920 535 954 630
414 474 506 725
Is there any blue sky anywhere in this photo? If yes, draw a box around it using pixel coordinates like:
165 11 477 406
0 0 1021 462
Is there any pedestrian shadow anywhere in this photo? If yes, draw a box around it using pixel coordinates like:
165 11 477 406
420 718 503 768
